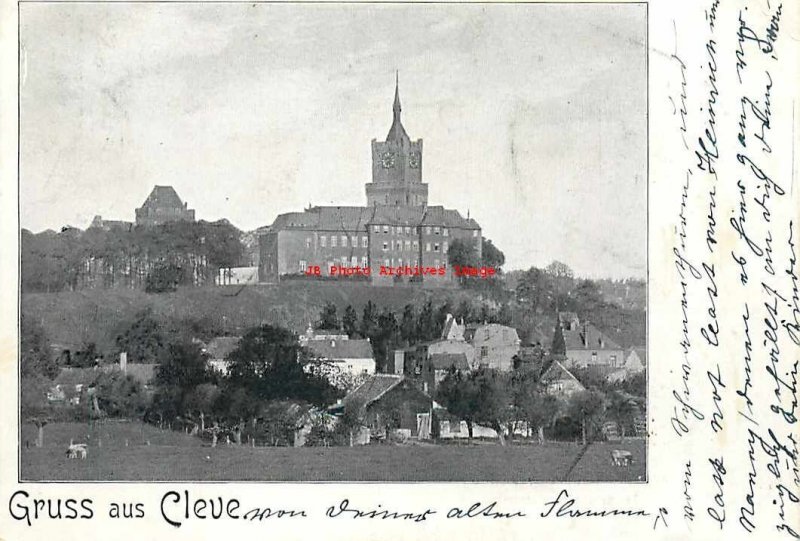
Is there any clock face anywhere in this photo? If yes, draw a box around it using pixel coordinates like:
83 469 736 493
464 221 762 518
381 151 395 169
409 151 421 169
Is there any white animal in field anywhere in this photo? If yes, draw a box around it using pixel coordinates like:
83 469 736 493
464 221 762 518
66 440 88 460
610 449 632 467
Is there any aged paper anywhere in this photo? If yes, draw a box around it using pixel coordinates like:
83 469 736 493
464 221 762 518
0 0 798 539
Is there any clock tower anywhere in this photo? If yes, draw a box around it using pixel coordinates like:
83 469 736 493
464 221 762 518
366 74 428 207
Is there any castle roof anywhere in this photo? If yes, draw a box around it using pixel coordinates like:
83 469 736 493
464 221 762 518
269 204 479 232
386 72 410 144
140 186 185 210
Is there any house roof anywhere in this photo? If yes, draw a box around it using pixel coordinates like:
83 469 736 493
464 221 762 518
466 323 520 344
204 337 242 360
343 374 405 411
564 323 622 351
140 185 185 209
429 353 469 371
305 338 374 360
124 363 158 384
55 367 102 385
631 347 647 364
269 204 479 232
540 360 584 388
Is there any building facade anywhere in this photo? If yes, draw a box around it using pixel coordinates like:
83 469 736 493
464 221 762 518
259 78 481 287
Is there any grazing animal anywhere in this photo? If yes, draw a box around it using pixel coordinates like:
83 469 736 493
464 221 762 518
66 440 88 460
611 449 632 467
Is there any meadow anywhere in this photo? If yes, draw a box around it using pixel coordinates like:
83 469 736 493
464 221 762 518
21 421 646 482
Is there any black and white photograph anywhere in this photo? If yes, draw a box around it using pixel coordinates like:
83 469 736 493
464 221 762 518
18 2 647 482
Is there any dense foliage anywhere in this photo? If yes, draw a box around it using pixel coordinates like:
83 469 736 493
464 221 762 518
21 220 245 293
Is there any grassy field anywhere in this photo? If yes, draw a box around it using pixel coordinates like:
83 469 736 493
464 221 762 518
21 421 645 482
22 282 479 351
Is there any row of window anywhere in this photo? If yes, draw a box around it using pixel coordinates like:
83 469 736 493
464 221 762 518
381 240 448 253
313 235 369 249
299 257 446 272
308 230 478 250
372 225 463 237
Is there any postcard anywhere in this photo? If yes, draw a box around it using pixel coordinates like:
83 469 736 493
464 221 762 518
0 0 797 539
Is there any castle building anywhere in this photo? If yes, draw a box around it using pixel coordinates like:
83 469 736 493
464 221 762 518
135 185 196 227
259 77 481 287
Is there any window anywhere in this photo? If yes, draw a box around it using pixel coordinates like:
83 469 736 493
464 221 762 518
383 225 389 234
404 226 410 235
373 225 380 233
351 256 358 266
362 236 368 247
398 258 403 266
320 236 327 247
384 259 390 267
426 226 431 235
480 346 488 358
351 236 357 247
426 242 431 252
434 259 439 267
361 256 368 267
305 237 311 249
341 236 347 247
299 260 307 272
443 241 448 252
473 230 479 237
610 355 617 367
434 243 440 252
443 228 449 237
405 240 411 251
383 242 388 251
434 227 440 235
331 236 337 247
413 227 418 235
413 241 419 250
341 256 348 265
591 352 598 364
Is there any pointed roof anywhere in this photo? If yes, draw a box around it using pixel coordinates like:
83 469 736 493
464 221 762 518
140 185 185 209
540 360 584 388
386 73 410 143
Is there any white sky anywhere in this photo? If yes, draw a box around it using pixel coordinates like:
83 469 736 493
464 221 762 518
20 3 646 278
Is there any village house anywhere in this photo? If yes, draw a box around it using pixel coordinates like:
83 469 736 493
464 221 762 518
299 324 375 390
203 336 242 375
539 360 585 398
559 312 625 370
608 347 646 383
332 374 433 441
466 323 521 371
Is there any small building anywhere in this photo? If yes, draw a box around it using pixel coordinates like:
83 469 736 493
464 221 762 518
89 215 133 231
304 337 375 378
336 374 433 440
135 185 196 227
216 267 259 286
561 315 625 370
203 337 242 375
466 323 520 371
539 360 585 398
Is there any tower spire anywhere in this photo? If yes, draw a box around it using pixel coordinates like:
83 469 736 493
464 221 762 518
393 70 401 119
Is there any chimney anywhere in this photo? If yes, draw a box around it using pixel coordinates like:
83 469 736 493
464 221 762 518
119 351 128 373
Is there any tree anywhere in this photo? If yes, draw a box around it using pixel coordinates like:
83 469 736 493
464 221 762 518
360 301 379 339
94 371 148 418
227 324 341 407
20 316 59 379
447 238 480 269
399 304 416 345
471 368 512 445
21 375 52 447
481 238 505 271
436 368 480 441
342 305 359 338
567 389 606 445
605 390 639 439
182 383 221 430
115 310 170 364
318 302 339 331
551 318 566 357
513 378 559 443
416 301 436 341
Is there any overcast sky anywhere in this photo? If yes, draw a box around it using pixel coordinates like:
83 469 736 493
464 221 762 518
20 3 646 278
